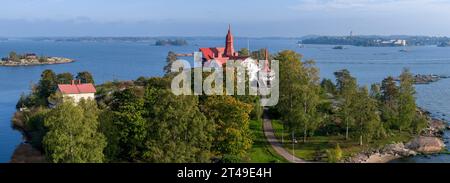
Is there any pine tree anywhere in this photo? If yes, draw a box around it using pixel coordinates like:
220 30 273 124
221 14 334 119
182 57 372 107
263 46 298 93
164 51 178 75
398 69 416 132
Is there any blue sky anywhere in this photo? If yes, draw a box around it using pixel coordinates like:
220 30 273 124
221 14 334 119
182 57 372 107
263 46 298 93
1 0 450 37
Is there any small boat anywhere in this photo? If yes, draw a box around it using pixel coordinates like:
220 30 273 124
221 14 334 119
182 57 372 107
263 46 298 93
333 46 344 50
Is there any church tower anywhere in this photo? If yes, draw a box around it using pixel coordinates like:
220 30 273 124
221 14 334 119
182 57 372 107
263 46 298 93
224 24 236 57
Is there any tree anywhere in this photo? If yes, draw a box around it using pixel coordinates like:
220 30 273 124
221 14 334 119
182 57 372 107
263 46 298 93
56 72 74 84
99 109 121 162
381 76 399 107
353 87 382 145
380 76 400 130
398 69 416 132
38 56 48 63
200 96 252 158
142 88 214 163
321 78 337 95
238 48 250 57
334 69 358 140
43 100 106 163
36 69 57 104
164 51 178 75
370 83 381 100
276 50 322 143
110 88 147 161
9 51 19 62
76 71 95 84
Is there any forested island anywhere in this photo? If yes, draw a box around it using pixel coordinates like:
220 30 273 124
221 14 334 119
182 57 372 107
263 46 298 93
1 51 74 66
10 50 447 163
154 39 188 46
302 35 450 47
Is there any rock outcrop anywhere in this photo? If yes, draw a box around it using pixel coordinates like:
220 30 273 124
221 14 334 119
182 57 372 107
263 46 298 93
406 136 445 153
345 142 417 163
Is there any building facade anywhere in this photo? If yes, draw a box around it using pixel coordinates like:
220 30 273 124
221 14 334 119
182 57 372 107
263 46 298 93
57 80 96 103
198 25 274 85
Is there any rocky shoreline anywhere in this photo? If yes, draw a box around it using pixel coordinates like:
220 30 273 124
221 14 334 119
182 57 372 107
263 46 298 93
0 57 74 67
394 74 449 85
345 109 448 163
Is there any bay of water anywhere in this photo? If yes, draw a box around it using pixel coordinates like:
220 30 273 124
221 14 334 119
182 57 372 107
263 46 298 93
1 38 449 163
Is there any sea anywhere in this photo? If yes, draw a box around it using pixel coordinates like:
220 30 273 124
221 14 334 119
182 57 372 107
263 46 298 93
1 38 449 163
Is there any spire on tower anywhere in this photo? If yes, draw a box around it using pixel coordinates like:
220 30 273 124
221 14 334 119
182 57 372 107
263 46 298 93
224 24 235 57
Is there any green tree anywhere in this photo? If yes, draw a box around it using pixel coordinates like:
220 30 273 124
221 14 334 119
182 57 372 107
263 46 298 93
99 109 121 162
56 72 74 84
381 76 399 107
380 76 400 130
321 78 337 95
238 48 250 56
200 96 252 158
398 69 416 132
9 51 19 62
353 87 382 145
76 71 95 84
334 69 358 140
164 51 178 75
276 50 322 143
38 56 48 63
36 69 57 105
142 88 214 163
110 88 147 161
370 83 381 100
43 100 106 163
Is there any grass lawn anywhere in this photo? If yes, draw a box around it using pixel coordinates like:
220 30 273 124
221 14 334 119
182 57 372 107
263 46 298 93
271 120 413 162
243 120 289 163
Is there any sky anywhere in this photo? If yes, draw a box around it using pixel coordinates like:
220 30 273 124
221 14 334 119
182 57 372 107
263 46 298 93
1 0 450 37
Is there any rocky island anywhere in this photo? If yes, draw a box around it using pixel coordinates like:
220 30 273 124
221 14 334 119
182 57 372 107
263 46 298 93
1 52 74 67
393 74 449 85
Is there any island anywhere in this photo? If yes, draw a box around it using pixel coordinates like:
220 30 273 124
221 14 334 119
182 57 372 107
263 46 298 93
394 74 449 84
301 35 450 47
154 39 188 46
0 52 74 66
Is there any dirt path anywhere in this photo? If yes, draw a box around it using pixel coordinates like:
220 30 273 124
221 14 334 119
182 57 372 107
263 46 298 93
263 109 308 163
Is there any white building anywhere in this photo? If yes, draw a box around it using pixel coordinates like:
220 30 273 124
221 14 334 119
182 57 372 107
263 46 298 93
57 80 96 103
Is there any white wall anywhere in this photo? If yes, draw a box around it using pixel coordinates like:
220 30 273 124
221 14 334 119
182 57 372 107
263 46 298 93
63 93 95 103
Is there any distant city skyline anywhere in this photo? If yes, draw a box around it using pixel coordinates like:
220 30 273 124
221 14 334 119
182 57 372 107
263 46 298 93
1 0 450 37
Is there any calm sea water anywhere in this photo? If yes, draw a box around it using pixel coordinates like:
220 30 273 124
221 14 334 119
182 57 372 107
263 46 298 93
1 38 449 163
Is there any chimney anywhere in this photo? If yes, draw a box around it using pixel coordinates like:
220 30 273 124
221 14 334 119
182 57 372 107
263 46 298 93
71 80 75 85
78 79 82 84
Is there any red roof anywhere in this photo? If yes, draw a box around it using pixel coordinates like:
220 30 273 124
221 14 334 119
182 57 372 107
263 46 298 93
58 83 96 94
